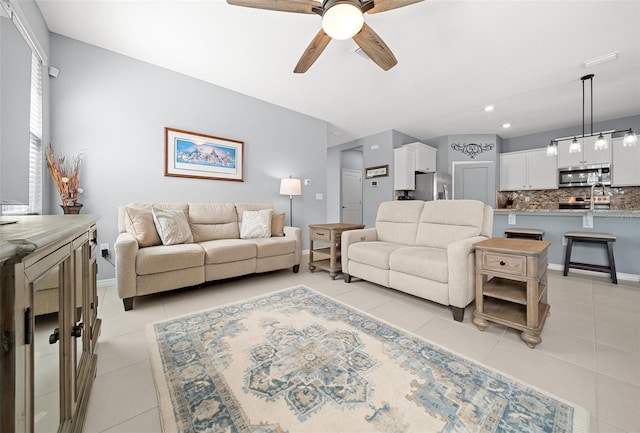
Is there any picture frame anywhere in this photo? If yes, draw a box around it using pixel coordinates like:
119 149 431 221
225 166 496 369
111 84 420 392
165 127 244 182
365 164 389 179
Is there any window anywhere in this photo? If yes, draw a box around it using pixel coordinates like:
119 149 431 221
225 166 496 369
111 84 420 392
4 51 42 215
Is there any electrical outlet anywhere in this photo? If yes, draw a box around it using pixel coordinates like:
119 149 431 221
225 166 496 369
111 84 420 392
100 243 109 258
583 212 594 229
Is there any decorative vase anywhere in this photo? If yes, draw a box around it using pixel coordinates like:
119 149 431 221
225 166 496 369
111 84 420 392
61 204 83 214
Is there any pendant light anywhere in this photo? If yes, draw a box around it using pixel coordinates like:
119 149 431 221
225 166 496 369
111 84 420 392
546 140 558 156
623 129 638 147
569 137 581 153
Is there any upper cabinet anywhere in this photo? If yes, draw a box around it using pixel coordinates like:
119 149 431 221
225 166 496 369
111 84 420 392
405 142 437 173
612 137 640 186
393 143 438 190
557 134 612 168
500 148 557 191
394 146 416 190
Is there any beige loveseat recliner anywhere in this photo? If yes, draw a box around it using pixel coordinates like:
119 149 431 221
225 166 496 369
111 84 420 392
115 203 301 311
342 199 493 321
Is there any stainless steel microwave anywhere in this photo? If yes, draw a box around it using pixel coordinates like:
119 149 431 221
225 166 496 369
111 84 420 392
558 164 611 188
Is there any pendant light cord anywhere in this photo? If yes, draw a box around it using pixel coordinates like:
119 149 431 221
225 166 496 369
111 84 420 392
590 76 593 136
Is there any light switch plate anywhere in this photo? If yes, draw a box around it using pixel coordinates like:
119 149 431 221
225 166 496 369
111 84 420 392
508 212 516 225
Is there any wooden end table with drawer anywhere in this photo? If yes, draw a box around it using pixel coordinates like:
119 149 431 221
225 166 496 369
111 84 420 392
473 238 551 349
309 223 365 279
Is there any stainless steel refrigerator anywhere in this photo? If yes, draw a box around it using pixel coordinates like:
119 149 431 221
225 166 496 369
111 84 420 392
414 172 452 201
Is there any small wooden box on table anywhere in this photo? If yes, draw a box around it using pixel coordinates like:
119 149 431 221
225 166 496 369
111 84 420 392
309 223 364 279
473 237 551 349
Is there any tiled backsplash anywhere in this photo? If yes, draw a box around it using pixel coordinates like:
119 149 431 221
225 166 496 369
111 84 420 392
496 186 640 210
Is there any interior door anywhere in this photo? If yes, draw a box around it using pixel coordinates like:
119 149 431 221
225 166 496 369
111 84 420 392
453 161 495 207
341 169 362 224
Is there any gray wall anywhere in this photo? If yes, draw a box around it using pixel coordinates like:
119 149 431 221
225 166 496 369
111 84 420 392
503 114 640 153
50 34 328 279
327 129 419 227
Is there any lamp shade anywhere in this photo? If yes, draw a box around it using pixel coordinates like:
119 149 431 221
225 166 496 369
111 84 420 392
279 178 302 196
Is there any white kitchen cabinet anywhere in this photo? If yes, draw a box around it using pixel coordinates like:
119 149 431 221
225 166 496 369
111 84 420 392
557 134 612 168
612 137 640 186
405 142 437 173
500 148 557 191
394 146 416 190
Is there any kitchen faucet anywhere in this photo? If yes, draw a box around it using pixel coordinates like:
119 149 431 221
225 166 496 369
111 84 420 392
589 182 607 211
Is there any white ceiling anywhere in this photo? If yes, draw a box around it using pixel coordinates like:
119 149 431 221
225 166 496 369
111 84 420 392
35 0 640 147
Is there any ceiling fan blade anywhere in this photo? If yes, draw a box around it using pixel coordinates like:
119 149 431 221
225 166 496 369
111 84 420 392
294 29 332 73
367 0 423 14
226 0 321 14
352 23 397 71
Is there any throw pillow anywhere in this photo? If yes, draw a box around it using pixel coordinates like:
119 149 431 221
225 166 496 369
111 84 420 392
271 212 286 237
152 208 193 246
240 209 272 239
124 205 162 247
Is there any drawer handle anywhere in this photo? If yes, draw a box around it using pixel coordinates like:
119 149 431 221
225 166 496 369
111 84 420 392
315 232 325 236
499 261 506 266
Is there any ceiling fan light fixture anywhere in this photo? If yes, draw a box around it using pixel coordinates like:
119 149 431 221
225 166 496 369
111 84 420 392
322 2 364 40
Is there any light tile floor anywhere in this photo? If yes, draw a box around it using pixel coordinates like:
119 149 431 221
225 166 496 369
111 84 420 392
82 256 640 433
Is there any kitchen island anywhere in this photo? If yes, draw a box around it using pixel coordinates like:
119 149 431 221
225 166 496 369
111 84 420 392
493 209 640 280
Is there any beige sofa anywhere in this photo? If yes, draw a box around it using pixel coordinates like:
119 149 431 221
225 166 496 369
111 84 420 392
341 199 493 321
115 203 301 310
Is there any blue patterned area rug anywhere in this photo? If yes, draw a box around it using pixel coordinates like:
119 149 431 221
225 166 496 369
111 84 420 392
147 285 589 433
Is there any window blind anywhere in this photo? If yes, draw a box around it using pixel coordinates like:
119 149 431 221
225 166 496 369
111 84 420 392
4 52 43 215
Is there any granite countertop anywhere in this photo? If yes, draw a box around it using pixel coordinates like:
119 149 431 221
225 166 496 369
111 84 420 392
0 214 100 263
494 209 640 218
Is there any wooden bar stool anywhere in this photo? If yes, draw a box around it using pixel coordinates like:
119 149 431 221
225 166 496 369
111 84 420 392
504 228 545 241
563 231 617 284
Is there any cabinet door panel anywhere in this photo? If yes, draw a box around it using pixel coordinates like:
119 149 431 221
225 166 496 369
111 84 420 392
612 137 640 186
583 134 612 165
500 152 526 191
393 147 415 190
527 148 557 189
557 138 584 168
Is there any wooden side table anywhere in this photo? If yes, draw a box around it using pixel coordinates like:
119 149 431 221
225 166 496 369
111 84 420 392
309 223 364 279
472 238 551 348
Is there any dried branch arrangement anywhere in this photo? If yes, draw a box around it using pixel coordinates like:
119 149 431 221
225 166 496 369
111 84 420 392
46 144 83 206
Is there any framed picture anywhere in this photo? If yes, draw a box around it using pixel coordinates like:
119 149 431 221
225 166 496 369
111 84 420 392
365 164 389 179
165 128 244 182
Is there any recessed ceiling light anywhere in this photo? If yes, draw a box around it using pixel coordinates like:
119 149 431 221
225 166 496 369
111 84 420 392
502 123 511 128
484 105 494 112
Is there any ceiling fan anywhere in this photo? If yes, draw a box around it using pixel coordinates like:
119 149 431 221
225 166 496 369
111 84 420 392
226 0 424 73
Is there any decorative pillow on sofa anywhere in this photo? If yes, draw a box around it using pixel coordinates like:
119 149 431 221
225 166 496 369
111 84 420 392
271 212 286 237
124 205 162 247
152 208 193 245
240 209 272 239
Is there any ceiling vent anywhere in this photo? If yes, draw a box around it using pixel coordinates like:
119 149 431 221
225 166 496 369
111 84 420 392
581 51 620 69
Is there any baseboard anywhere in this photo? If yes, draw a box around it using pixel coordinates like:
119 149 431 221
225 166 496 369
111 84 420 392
547 263 640 283
97 277 115 288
